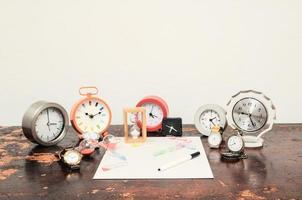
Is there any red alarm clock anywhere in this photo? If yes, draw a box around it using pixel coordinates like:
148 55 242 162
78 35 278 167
136 96 169 132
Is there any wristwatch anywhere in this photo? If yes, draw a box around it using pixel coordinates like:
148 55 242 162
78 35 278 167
59 148 83 170
207 125 223 149
208 133 222 148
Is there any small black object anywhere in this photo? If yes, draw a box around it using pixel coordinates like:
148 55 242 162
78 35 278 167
161 118 182 136
191 151 200 159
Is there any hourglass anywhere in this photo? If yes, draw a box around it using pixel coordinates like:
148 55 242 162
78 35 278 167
123 107 147 143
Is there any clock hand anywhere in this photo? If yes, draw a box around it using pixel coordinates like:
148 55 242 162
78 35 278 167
240 111 257 126
166 125 173 133
92 112 102 117
249 115 256 127
240 112 249 116
165 125 177 133
209 118 216 126
149 112 154 119
46 109 51 131
49 123 57 126
85 112 101 119
85 113 94 119
149 112 158 118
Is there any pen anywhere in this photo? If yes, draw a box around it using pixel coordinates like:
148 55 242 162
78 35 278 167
157 151 200 171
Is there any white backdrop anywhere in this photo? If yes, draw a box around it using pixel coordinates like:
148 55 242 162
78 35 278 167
0 0 302 125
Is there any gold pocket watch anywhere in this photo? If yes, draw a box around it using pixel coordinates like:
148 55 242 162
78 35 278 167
59 148 83 170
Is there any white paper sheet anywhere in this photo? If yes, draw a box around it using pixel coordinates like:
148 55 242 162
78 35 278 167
93 137 213 179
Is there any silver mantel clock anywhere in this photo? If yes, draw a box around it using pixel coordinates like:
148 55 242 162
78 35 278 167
22 101 69 146
226 90 276 148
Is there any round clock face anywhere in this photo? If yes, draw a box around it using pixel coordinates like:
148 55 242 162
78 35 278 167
208 133 222 147
142 103 164 127
227 135 244 153
22 101 69 146
64 150 82 165
72 98 111 134
200 110 221 131
232 98 268 132
136 96 169 132
35 107 65 143
194 104 227 136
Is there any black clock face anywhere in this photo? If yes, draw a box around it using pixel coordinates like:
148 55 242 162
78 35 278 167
232 98 268 132
162 118 182 136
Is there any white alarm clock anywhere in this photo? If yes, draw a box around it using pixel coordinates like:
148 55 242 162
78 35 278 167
194 104 227 136
226 90 276 148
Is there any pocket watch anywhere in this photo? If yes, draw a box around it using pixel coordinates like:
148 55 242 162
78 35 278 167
208 126 223 149
226 134 244 153
226 90 276 147
136 96 169 132
161 118 182 136
194 104 227 136
60 148 83 170
221 133 247 161
22 101 69 146
70 87 112 138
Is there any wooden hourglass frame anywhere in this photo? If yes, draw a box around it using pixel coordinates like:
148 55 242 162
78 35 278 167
123 107 147 143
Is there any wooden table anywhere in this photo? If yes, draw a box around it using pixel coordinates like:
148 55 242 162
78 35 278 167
0 124 301 200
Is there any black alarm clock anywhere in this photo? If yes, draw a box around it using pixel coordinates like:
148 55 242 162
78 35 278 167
161 118 182 136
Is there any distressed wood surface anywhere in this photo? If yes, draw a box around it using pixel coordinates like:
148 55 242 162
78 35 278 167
0 125 301 200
